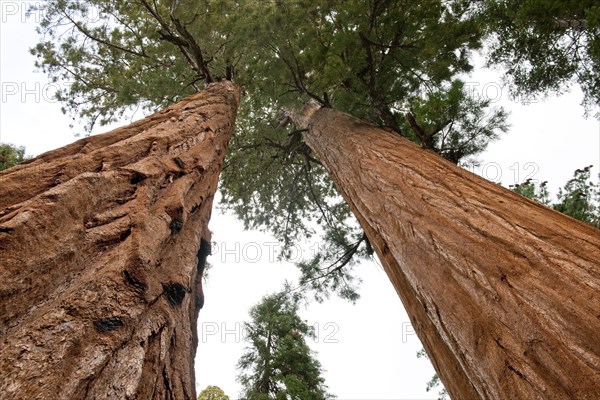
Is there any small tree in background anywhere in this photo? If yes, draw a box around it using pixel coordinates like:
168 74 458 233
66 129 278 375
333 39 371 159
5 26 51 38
0 143 29 171
416 349 449 400
237 290 333 400
511 165 599 227
198 385 230 400
510 179 552 206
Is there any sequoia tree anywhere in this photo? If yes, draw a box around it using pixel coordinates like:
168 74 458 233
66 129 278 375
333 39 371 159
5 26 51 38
0 81 240 399
292 103 600 399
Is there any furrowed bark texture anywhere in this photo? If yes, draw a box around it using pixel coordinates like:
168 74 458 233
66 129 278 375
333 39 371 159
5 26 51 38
300 107 600 400
0 81 241 399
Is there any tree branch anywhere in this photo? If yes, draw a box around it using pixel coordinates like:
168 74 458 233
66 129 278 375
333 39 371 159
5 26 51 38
299 233 367 289
357 31 403 134
404 110 430 148
60 10 148 58
140 0 212 83
171 17 213 82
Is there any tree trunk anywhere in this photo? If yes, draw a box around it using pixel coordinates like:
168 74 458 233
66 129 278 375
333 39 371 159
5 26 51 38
259 329 273 395
0 81 241 399
297 105 600 399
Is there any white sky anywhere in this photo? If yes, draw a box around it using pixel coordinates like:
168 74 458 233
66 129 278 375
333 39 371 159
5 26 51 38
1 3 599 399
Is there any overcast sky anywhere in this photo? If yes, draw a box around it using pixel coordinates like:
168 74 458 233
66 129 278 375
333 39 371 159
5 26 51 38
1 3 599 399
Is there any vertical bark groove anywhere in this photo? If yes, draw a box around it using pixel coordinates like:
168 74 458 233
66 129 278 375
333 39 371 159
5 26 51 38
0 81 241 399
301 107 600 399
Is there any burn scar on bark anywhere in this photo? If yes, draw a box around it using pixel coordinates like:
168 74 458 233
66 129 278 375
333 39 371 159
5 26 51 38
163 283 187 306
194 239 211 310
94 317 124 332
129 171 147 185
169 219 183 235
123 269 147 293
172 157 185 169
196 239 211 273
190 203 201 214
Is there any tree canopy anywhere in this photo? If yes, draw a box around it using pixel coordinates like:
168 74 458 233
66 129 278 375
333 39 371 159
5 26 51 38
478 0 600 113
31 0 514 300
198 385 230 400
237 290 332 400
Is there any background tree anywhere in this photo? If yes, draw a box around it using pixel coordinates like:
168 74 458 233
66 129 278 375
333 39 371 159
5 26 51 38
511 165 600 227
510 179 552 206
237 290 332 400
198 385 230 400
416 349 449 400
0 143 29 171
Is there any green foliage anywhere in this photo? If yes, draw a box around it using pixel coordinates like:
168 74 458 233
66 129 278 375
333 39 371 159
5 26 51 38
214 0 506 299
0 143 29 171
198 385 230 400
29 0 200 131
555 166 600 226
511 166 600 228
400 79 509 164
478 0 600 113
510 179 552 205
237 289 333 400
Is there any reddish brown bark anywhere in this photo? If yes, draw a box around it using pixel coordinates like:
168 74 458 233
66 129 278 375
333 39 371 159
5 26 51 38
0 81 240 399
299 106 600 399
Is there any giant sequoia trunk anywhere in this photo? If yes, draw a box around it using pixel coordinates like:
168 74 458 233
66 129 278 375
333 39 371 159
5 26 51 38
298 105 600 399
0 81 240 399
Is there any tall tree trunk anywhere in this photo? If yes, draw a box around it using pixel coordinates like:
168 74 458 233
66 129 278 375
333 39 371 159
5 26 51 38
259 329 273 395
0 81 241 399
297 105 600 399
